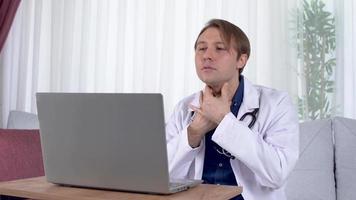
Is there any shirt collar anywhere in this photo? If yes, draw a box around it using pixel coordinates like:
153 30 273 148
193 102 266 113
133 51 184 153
231 75 244 106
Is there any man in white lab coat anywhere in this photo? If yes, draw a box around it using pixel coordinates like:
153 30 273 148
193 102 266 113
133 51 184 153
165 19 299 200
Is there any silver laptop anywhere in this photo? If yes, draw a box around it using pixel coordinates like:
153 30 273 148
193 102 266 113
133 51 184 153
36 93 201 194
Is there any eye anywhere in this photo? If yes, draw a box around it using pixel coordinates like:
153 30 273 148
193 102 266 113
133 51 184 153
216 46 226 51
197 47 207 51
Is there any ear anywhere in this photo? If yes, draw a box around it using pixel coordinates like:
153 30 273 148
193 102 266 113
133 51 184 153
236 54 248 70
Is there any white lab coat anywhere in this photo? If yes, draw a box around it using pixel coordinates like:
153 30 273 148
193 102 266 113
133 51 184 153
165 77 299 200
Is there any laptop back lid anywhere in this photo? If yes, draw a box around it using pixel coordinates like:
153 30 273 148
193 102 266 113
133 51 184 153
36 93 171 193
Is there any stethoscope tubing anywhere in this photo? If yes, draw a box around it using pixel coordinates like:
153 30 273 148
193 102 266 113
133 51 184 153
239 108 259 129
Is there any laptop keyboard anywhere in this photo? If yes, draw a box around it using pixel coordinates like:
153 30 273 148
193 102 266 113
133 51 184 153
169 182 187 188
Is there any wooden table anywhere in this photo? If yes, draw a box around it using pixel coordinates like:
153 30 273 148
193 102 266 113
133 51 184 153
0 177 242 200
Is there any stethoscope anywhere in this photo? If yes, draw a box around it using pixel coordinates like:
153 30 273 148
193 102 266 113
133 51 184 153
239 108 259 129
214 107 259 159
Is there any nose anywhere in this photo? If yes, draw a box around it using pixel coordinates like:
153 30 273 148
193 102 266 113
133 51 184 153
203 47 214 60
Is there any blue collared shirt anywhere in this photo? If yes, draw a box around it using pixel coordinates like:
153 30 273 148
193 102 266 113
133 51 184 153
202 76 244 199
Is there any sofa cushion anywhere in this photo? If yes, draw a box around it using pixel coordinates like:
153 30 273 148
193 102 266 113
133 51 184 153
285 119 335 200
0 129 44 182
333 117 356 200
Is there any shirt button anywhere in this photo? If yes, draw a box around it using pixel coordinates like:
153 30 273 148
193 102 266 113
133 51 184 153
234 103 237 106
218 163 223 167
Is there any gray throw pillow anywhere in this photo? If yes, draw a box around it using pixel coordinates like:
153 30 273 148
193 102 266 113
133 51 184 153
285 119 335 200
7 110 39 129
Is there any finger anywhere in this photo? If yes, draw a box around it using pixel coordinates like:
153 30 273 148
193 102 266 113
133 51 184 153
189 104 199 111
221 82 230 99
199 91 203 105
194 107 204 117
221 83 235 100
189 104 204 116
204 85 213 98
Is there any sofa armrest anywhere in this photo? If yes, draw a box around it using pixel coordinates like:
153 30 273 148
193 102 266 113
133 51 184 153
0 129 44 182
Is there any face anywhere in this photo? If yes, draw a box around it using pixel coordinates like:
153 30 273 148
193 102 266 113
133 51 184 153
195 27 245 88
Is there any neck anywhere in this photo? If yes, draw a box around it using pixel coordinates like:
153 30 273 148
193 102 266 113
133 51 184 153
209 76 240 97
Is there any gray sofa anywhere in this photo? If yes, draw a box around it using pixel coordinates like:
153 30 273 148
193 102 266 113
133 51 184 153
6 111 355 199
286 117 356 200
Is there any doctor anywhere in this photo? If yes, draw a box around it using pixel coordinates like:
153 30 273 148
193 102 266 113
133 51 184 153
165 19 299 200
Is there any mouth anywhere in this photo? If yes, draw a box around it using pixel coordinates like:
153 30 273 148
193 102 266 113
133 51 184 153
201 65 216 71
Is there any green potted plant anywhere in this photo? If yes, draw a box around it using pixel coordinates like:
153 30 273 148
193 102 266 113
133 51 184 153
294 0 336 120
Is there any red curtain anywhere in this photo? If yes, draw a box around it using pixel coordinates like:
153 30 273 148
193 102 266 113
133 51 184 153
0 0 21 52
